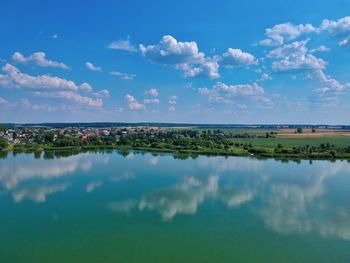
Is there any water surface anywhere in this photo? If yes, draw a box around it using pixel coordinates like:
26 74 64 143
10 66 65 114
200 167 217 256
1 150 350 262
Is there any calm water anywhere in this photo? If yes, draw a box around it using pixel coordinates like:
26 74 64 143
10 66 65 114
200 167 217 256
1 150 350 263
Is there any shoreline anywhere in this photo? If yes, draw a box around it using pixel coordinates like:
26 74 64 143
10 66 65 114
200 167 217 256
2 144 350 161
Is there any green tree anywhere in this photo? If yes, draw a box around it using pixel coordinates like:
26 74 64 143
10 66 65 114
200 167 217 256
0 138 9 149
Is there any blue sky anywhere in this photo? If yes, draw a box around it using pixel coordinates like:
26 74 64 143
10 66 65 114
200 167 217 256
1 0 350 124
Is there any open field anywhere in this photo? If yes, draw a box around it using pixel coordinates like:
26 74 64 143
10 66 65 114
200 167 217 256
231 137 350 148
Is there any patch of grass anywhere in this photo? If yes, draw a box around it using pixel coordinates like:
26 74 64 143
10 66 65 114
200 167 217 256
231 137 350 148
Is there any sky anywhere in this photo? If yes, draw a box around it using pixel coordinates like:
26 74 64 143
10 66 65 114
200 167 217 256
1 0 350 124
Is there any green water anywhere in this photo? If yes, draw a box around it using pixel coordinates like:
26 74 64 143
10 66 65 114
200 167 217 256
1 150 350 263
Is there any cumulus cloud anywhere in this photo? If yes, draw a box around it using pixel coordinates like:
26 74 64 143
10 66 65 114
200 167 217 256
79 82 93 92
268 39 309 58
212 82 264 97
108 39 137 52
272 54 326 72
32 91 103 108
198 82 272 108
181 57 220 79
260 22 318 46
140 35 219 79
110 71 136 80
265 37 349 96
125 94 145 110
221 48 257 67
268 40 326 72
260 16 350 49
12 51 69 69
320 16 350 47
146 88 159 97
93 89 110 98
85 62 102 72
0 63 91 92
140 35 205 65
258 73 272 81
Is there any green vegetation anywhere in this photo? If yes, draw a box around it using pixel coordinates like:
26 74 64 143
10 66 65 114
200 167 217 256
2 127 350 160
0 137 9 149
296 127 303 134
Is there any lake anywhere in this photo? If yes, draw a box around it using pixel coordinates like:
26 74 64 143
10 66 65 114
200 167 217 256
1 150 350 262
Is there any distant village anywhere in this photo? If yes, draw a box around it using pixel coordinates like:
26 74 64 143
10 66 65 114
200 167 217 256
0 126 162 145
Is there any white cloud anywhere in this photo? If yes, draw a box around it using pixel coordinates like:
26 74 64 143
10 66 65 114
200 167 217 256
125 94 145 110
0 97 9 105
272 54 326 72
110 71 136 80
321 16 350 34
140 35 219 79
258 73 272 81
0 63 91 92
198 82 272 108
260 22 318 46
311 70 349 95
167 95 177 111
268 39 309 58
79 82 93 92
310 45 330 53
0 97 13 108
168 105 176 112
93 89 110 98
213 82 265 97
140 35 205 65
221 48 257 67
265 38 346 96
339 39 349 46
108 39 137 52
182 57 220 79
12 51 69 69
85 62 102 72
269 40 326 73
143 98 160 104
21 98 61 111
146 88 159 97
320 16 350 46
32 91 103 108
260 16 350 48
168 95 177 105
